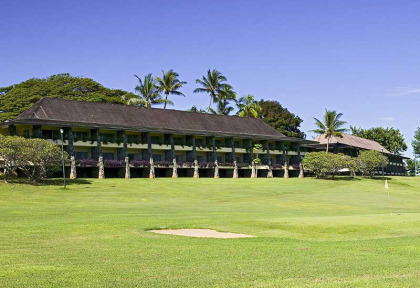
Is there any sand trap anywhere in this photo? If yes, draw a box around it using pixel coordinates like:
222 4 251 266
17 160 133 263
149 229 254 238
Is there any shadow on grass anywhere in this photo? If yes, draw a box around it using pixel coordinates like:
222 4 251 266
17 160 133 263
3 177 92 186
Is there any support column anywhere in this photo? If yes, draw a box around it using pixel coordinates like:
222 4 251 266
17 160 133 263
214 160 219 178
172 158 178 178
233 160 238 178
68 128 76 179
230 138 238 178
298 145 304 178
251 161 257 178
283 143 289 178
193 159 199 178
149 157 155 178
98 156 105 179
70 156 77 179
170 134 175 161
124 156 130 179
266 141 273 178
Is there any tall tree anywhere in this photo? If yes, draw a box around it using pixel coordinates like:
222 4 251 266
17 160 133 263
0 74 136 123
187 106 207 113
155 70 186 109
194 69 227 112
259 100 305 138
236 95 261 118
128 74 164 108
212 84 237 115
350 126 408 155
412 127 420 156
311 109 347 152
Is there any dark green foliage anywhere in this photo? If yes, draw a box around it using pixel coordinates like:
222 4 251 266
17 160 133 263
259 100 305 138
406 158 419 176
356 150 388 177
0 135 64 182
0 74 136 123
351 126 407 155
412 127 420 157
302 152 354 179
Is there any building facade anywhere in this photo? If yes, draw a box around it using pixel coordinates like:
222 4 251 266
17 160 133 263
309 133 407 175
1 98 313 178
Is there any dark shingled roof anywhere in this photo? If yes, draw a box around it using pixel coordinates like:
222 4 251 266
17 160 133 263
314 133 391 154
12 98 304 141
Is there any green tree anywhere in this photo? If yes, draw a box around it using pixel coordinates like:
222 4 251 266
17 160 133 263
356 150 388 177
128 74 164 108
302 152 352 179
194 69 227 112
0 74 136 123
350 126 407 155
155 70 186 109
0 135 64 183
237 95 261 118
412 127 420 157
259 100 305 138
405 158 419 176
187 106 207 113
211 84 237 115
311 109 347 152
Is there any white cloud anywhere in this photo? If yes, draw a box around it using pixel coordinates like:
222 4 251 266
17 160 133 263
377 116 394 121
386 87 420 96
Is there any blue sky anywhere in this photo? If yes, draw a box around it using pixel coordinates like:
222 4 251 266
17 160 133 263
1 0 419 156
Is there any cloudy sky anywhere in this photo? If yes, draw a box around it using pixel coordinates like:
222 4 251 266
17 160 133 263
1 0 419 156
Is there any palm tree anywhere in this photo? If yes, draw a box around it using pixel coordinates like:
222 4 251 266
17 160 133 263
128 74 164 108
155 70 186 109
236 94 261 118
212 84 237 115
311 109 347 152
194 69 227 112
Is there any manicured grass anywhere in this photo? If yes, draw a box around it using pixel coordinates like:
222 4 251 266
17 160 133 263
1 177 420 287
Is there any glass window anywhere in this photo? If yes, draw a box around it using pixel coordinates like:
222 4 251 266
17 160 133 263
152 154 162 161
103 153 114 160
151 136 162 144
75 152 89 159
101 133 115 143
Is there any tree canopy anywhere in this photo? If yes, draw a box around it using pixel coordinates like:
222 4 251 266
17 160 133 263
0 74 136 123
258 100 305 138
350 126 407 155
311 109 347 152
412 127 420 157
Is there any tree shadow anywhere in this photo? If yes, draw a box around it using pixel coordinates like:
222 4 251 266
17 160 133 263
3 177 92 186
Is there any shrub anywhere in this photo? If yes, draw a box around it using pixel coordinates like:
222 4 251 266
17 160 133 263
302 152 353 179
0 135 64 183
130 160 149 168
356 150 388 177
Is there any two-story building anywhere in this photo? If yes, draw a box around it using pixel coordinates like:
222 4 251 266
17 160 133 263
1 98 314 178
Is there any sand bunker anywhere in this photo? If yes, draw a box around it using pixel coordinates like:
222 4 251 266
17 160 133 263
149 229 254 238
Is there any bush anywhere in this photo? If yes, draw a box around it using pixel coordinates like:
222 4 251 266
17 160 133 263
302 152 354 179
356 150 388 177
0 135 65 182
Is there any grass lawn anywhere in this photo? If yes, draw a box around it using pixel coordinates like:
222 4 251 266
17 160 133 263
1 176 420 287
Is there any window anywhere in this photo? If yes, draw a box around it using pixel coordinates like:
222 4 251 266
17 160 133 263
175 155 185 162
151 136 162 144
103 153 114 160
234 141 241 148
195 139 204 147
101 133 115 143
74 131 89 141
152 154 162 161
127 135 139 143
128 154 139 161
22 129 30 138
217 156 222 163
75 152 89 159
196 156 205 162
174 137 184 146
215 140 223 147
